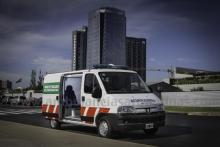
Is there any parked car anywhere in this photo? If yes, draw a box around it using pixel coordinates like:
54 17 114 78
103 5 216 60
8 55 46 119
1 96 13 105
0 96 4 104
10 96 26 105
1 96 7 104
24 98 34 106
33 97 42 106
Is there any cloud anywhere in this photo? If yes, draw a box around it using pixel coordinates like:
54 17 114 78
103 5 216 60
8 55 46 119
33 56 71 73
0 0 219 85
176 57 198 63
149 57 156 62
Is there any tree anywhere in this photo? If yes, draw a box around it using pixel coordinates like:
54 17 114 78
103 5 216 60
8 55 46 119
30 70 36 89
36 70 44 91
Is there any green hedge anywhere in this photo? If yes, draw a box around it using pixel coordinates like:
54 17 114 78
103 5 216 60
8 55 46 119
172 75 220 85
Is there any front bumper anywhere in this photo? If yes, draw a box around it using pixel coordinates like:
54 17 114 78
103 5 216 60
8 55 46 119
108 111 165 131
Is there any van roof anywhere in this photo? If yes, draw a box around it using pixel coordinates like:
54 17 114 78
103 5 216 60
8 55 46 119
44 69 137 83
46 68 136 75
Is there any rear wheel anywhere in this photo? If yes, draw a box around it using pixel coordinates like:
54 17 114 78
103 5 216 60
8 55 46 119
50 120 61 129
98 117 114 138
144 127 158 135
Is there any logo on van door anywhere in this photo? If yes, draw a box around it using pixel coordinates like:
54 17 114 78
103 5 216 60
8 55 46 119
131 99 155 104
43 82 60 94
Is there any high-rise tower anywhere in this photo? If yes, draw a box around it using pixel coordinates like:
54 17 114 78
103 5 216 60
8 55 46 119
87 7 126 68
126 37 147 81
72 26 87 70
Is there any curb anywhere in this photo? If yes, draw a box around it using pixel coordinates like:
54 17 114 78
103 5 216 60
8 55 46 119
188 112 220 117
166 111 220 117
166 111 187 115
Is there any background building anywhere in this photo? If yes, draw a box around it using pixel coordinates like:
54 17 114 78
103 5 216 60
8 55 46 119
71 7 147 82
72 26 87 70
86 7 126 68
126 37 146 81
160 67 220 91
0 80 12 90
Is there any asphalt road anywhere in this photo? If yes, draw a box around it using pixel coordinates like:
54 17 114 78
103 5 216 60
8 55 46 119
0 105 220 147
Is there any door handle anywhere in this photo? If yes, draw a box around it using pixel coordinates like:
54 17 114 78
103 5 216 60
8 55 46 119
82 96 85 102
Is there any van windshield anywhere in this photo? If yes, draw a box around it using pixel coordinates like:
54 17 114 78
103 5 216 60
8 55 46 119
99 72 151 94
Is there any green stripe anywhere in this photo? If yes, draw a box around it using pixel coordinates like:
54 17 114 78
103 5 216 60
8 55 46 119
43 82 60 94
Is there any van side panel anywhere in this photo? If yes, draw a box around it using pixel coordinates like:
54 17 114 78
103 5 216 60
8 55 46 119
42 81 60 120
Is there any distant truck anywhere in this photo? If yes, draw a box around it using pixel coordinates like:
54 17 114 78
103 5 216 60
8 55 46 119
42 64 165 138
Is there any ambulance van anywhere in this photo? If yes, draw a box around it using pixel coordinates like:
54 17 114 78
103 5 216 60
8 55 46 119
42 65 165 138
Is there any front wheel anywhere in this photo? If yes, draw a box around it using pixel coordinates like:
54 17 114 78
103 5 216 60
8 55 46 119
50 119 61 129
144 127 158 135
98 117 114 138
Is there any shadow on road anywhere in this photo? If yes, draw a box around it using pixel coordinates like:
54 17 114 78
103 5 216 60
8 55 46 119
62 124 192 140
121 125 192 140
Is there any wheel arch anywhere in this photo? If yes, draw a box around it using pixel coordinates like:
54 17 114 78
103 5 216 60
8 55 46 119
95 113 109 126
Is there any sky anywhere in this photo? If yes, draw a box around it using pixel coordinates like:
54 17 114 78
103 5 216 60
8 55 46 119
0 0 220 88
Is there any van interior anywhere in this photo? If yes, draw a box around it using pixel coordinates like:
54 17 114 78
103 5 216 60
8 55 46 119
62 74 82 120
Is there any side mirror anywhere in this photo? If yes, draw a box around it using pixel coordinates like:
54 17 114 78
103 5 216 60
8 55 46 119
156 85 162 92
148 86 153 93
92 87 102 99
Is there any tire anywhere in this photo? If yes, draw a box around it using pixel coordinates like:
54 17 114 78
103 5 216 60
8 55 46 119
98 117 114 138
144 127 159 135
50 119 61 129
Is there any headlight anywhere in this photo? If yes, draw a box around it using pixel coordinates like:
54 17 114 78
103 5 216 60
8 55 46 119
158 103 164 111
118 106 135 113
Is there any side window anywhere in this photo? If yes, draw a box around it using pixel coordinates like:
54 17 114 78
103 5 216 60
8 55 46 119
84 74 101 94
84 74 94 93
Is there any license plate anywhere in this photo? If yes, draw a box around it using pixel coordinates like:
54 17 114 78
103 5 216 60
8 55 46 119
145 123 154 129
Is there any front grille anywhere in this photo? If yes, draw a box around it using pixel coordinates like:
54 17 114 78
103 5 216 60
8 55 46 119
121 112 165 124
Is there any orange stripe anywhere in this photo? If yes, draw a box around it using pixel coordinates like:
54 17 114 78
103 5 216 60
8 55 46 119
86 107 96 117
99 108 110 113
42 105 59 114
42 104 47 112
55 106 59 114
48 105 55 113
80 107 86 116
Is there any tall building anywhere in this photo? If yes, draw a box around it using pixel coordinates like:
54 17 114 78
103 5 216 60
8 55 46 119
126 37 147 81
72 26 87 70
87 7 126 68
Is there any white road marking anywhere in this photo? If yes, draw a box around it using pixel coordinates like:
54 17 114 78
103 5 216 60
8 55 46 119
0 108 41 115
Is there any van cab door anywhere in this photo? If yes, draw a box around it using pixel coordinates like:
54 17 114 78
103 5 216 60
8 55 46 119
81 73 102 123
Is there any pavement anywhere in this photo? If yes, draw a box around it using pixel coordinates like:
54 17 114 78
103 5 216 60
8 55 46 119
1 105 220 147
0 120 152 147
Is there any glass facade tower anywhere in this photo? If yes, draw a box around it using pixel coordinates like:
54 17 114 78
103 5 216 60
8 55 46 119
72 26 87 70
126 37 147 81
87 7 126 68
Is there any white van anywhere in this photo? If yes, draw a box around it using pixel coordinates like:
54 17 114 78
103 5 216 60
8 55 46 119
42 65 165 138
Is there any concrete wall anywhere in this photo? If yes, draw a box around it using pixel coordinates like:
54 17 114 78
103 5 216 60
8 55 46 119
162 91 220 107
173 83 220 91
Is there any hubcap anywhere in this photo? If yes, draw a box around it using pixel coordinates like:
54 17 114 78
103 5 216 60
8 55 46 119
99 121 109 137
50 120 56 128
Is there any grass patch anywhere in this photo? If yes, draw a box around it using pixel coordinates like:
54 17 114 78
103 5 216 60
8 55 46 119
165 106 220 113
